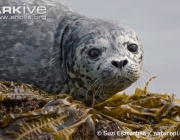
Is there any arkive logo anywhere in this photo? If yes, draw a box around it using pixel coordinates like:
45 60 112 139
0 4 46 14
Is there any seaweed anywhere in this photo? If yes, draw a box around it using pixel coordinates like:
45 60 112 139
0 77 179 140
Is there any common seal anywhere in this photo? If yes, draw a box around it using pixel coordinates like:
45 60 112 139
0 0 143 106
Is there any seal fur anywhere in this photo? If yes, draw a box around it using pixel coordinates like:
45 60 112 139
0 0 143 105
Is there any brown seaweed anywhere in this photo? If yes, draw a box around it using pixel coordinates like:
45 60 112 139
0 77 179 140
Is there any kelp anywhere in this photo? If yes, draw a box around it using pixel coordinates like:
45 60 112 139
0 77 179 140
0 81 96 140
94 77 180 140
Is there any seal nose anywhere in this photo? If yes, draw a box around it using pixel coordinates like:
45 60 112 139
111 59 128 69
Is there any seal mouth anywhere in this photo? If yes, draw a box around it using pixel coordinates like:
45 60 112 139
101 78 133 96
104 77 132 87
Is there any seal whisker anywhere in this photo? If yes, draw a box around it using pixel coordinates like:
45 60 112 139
102 85 106 97
85 79 100 101
100 85 110 100
141 70 151 80
139 68 151 85
93 83 103 104
89 81 103 106
97 83 104 98
92 79 102 90
99 84 106 99
136 74 146 88
134 79 141 88
141 65 151 78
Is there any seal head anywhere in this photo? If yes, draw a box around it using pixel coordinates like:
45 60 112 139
61 18 143 105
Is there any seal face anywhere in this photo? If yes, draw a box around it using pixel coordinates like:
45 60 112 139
65 19 143 105
0 0 143 106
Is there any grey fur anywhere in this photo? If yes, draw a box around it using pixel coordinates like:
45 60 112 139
0 0 143 105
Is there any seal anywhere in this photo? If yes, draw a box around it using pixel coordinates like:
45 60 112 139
0 0 143 106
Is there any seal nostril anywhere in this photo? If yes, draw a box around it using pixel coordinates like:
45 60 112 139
111 60 119 68
122 59 128 67
111 60 128 68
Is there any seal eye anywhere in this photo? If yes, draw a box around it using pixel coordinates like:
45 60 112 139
88 48 101 59
127 44 138 53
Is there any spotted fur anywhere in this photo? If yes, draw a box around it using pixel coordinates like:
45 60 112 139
0 0 143 106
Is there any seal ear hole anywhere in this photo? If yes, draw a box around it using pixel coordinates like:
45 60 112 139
127 44 138 53
88 48 101 59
